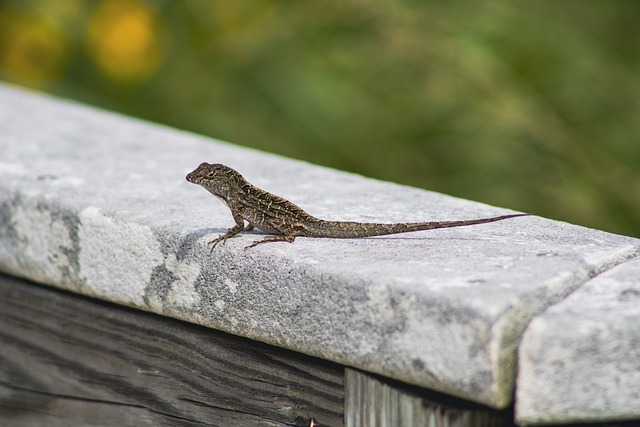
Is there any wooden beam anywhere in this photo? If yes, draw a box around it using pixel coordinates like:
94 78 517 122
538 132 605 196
0 274 343 426
344 369 512 427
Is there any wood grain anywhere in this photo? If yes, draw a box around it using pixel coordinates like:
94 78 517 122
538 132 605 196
344 369 512 427
0 274 343 427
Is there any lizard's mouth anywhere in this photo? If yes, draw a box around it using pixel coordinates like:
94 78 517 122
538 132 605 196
186 172 198 183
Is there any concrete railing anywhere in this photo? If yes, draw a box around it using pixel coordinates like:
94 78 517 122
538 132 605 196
1 83 639 425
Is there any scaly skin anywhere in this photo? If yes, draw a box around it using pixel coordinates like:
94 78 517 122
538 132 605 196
186 163 529 250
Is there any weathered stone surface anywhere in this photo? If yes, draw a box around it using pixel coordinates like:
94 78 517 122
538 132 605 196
1 84 639 409
516 257 640 425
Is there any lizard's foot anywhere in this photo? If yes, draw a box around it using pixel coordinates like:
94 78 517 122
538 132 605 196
208 234 235 252
207 224 245 253
207 236 226 253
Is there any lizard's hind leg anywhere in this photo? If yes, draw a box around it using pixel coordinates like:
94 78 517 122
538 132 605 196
245 234 295 250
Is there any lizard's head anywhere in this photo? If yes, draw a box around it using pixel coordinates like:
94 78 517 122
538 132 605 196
186 163 242 200
187 162 229 185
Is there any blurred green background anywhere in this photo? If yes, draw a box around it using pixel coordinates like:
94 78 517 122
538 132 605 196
1 0 639 237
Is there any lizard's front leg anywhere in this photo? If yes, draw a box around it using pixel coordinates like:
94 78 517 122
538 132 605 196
208 211 247 252
208 223 244 252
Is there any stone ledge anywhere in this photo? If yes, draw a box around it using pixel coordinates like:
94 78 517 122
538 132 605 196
516 256 640 425
1 84 639 410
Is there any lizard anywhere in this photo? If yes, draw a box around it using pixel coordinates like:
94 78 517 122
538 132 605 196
186 162 530 250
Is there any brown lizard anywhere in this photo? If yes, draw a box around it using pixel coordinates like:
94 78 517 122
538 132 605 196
186 162 529 250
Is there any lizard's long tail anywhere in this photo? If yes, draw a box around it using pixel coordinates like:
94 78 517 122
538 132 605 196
304 214 529 239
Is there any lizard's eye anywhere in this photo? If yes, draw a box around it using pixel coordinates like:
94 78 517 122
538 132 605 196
207 172 215 177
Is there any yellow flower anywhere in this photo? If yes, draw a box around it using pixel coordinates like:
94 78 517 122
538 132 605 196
87 0 165 83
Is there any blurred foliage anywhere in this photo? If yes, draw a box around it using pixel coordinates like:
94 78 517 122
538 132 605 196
1 0 639 237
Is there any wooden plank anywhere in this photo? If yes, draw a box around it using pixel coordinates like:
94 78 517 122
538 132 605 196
0 274 343 427
344 369 512 427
